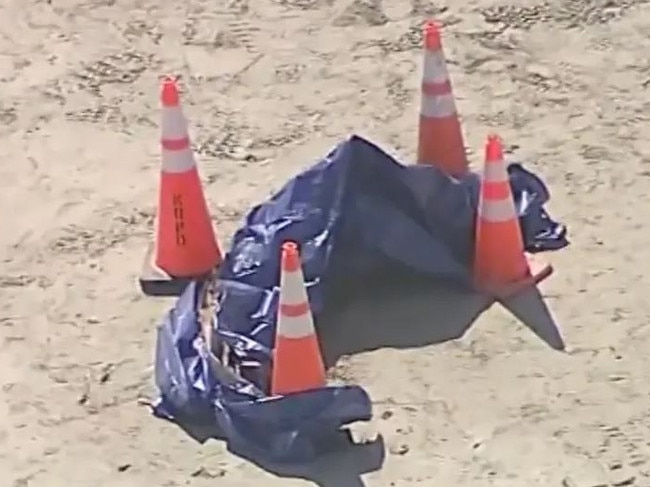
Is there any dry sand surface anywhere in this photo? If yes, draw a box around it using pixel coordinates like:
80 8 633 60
2 0 650 485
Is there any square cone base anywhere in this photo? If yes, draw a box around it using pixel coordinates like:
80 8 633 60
477 253 553 300
138 243 211 297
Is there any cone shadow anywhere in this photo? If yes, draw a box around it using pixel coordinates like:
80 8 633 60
499 286 565 351
319 277 494 367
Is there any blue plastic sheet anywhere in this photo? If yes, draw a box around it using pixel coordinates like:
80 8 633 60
152 135 568 463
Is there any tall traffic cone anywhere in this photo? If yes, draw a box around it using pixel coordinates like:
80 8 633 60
139 76 222 297
417 20 468 177
271 241 326 396
474 135 552 298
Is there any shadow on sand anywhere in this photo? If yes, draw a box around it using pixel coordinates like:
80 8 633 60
500 285 565 351
170 276 563 486
319 276 495 367
246 433 386 487
173 419 384 487
318 274 565 366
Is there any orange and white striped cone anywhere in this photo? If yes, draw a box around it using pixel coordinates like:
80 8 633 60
271 241 327 396
417 20 468 178
474 135 552 298
139 76 222 297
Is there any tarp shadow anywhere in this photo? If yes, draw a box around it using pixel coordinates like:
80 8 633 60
158 413 384 487
319 276 494 367
500 286 565 351
245 433 385 487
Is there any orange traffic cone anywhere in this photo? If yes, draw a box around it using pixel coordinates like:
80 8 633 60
417 20 468 177
139 76 222 297
474 135 552 298
271 241 327 396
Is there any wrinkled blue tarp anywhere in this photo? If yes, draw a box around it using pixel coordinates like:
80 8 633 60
152 135 568 463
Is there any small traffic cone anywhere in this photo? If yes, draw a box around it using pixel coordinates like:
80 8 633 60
417 20 468 177
139 76 222 297
271 241 326 396
474 135 552 298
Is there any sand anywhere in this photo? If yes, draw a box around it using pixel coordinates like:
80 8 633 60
2 0 650 485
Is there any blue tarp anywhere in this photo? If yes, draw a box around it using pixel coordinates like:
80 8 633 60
151 135 569 463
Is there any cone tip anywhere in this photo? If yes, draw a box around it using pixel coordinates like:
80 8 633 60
161 76 180 107
282 241 298 253
423 20 442 50
485 134 503 162
282 241 300 272
487 133 501 142
423 19 441 31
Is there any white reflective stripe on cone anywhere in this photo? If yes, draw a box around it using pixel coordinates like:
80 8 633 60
479 197 516 223
280 268 308 306
277 312 315 339
420 93 457 118
162 105 188 139
422 50 450 84
483 159 509 183
161 148 196 173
